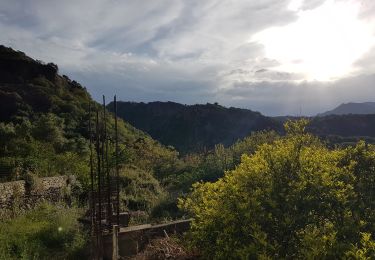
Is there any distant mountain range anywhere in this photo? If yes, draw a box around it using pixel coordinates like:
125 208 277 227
107 101 282 153
318 102 375 116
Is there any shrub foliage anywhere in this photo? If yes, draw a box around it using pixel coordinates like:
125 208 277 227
180 120 375 259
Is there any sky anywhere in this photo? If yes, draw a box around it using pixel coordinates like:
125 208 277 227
1 0 375 116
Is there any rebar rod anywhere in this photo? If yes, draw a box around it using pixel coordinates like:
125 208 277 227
95 110 102 236
103 96 111 225
89 102 95 233
114 95 120 225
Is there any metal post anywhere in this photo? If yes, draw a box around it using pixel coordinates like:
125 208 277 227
103 95 111 225
89 102 94 232
101 96 105 223
95 110 103 257
103 95 112 225
89 102 99 259
114 95 120 225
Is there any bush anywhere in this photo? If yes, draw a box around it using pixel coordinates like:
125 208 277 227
24 172 42 193
151 195 183 221
119 166 166 212
0 156 17 181
180 120 375 259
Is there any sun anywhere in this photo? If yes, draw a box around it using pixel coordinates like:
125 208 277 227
251 0 375 81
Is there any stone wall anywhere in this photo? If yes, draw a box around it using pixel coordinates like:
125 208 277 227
0 175 71 209
0 180 25 205
41 176 68 190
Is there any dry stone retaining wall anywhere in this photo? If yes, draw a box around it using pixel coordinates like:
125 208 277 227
0 180 25 205
0 175 71 209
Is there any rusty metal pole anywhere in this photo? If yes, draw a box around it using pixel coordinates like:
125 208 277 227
95 110 103 258
89 102 94 231
114 95 120 225
89 102 98 259
101 96 106 224
103 95 111 225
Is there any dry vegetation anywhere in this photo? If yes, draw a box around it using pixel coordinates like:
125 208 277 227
132 236 200 260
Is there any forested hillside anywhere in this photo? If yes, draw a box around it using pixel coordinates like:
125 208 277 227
108 101 282 153
310 114 375 137
307 115 375 147
0 45 183 211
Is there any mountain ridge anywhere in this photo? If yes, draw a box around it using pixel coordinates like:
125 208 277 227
318 102 375 116
107 101 283 153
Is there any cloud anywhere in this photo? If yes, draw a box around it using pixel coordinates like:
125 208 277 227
0 0 375 116
215 73 375 116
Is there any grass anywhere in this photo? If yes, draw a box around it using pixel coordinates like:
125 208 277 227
0 202 88 260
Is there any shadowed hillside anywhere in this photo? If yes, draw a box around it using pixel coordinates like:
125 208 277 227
309 114 375 145
107 101 283 153
0 45 90 125
108 99 375 152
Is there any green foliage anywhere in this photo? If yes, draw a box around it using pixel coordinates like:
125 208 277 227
24 172 42 193
180 120 375 259
32 113 66 149
345 233 375 259
54 152 89 191
166 130 279 192
151 195 184 220
119 166 166 212
230 130 280 166
0 203 88 259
